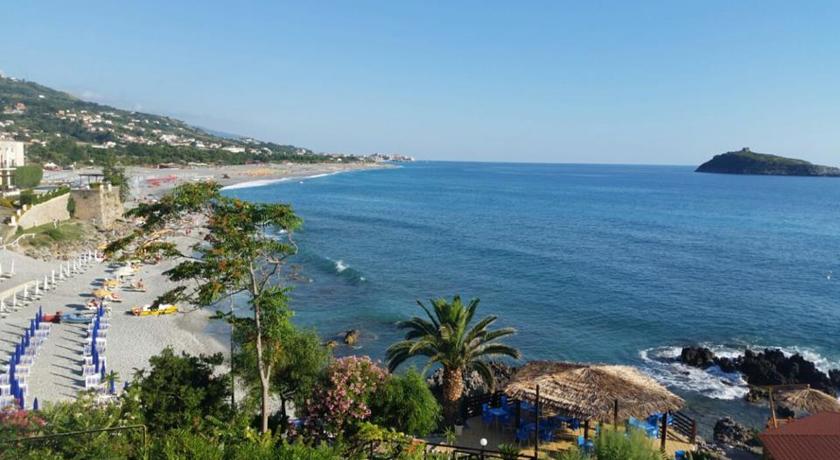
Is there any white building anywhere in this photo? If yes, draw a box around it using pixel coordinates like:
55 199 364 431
0 140 25 190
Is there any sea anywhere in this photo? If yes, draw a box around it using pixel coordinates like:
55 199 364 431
221 161 840 431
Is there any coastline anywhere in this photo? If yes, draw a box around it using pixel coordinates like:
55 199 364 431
9 162 393 403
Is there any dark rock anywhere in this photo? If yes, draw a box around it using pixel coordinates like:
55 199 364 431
713 417 755 448
680 347 716 368
830 369 840 387
739 348 836 396
427 361 515 398
715 356 741 373
343 329 359 346
775 404 796 419
324 340 338 349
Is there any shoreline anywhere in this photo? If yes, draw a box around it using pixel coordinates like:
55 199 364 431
7 163 399 403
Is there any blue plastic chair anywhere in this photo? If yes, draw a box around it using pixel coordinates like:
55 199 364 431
481 403 493 425
516 426 531 445
540 428 555 442
500 395 508 408
674 450 687 460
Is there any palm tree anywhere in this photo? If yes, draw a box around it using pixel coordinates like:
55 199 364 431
387 295 520 424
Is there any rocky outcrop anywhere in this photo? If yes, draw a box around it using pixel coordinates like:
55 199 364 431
427 361 515 398
343 329 359 346
680 347 715 368
679 347 839 396
696 148 840 177
713 417 756 448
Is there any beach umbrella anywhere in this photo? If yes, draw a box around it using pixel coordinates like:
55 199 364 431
51 270 56 284
93 289 111 299
18 389 24 409
505 361 684 422
43 275 49 290
9 260 14 275
101 366 106 382
123 381 129 391
33 398 39 411
109 377 116 394
777 388 840 414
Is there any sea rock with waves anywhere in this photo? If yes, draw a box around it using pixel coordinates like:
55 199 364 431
679 346 839 396
680 347 716 368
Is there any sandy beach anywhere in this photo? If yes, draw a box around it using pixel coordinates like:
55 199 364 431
3 162 390 404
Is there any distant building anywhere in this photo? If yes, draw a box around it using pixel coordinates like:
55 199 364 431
0 140 25 191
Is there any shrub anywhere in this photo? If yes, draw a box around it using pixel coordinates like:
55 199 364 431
18 189 35 206
302 355 387 437
14 165 43 189
66 195 76 216
132 347 231 435
370 368 441 436
593 428 664 460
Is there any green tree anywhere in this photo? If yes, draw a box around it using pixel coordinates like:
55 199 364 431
132 347 230 435
233 321 330 429
102 153 129 201
386 296 520 424
106 181 302 433
13 165 43 189
370 368 441 436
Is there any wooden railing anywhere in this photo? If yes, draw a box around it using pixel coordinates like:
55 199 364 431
669 410 697 443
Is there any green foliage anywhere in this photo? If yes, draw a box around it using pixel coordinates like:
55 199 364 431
370 368 441 436
106 181 303 433
18 186 69 208
593 428 665 460
497 443 522 460
302 356 388 437
553 448 588 460
22 221 85 248
66 194 76 216
102 153 129 201
13 165 43 188
132 347 231 435
386 295 520 423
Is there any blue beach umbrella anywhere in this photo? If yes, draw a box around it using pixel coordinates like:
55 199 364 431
33 397 39 411
123 381 129 391
18 389 24 409
100 366 106 382
109 378 116 394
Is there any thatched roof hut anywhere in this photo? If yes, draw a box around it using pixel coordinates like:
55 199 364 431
777 388 840 414
504 361 683 421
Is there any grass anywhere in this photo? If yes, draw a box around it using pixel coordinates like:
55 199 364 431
19 220 86 248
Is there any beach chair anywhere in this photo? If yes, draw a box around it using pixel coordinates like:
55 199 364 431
674 450 687 460
515 425 531 445
481 403 494 426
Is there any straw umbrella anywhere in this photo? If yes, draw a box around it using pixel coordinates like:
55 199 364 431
505 361 683 447
776 387 840 415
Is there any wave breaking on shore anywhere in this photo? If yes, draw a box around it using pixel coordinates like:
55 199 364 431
640 343 840 400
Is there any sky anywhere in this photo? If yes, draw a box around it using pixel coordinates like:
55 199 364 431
2 1 840 165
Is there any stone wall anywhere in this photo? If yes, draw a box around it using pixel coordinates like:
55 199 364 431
17 193 70 229
70 185 123 229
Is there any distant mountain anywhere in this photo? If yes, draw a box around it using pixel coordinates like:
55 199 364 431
0 75 361 166
696 148 840 177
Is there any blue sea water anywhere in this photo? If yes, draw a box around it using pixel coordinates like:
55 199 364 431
223 161 840 428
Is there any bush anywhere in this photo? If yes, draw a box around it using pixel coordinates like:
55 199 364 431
132 347 231 435
370 369 441 436
14 165 43 189
18 189 35 206
593 428 664 460
66 195 76 217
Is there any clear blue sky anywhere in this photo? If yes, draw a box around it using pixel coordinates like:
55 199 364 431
3 1 839 165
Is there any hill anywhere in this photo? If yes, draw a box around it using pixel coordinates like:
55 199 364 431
0 75 361 166
696 148 840 177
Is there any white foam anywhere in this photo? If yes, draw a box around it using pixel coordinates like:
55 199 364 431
640 346 750 400
221 171 341 191
640 343 840 401
335 260 348 273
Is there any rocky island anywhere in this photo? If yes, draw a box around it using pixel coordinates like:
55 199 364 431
696 148 840 176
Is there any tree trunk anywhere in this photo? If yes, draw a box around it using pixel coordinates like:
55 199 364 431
254 298 270 433
442 367 464 425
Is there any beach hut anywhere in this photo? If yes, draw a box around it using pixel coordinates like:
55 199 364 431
504 361 684 450
776 387 840 415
